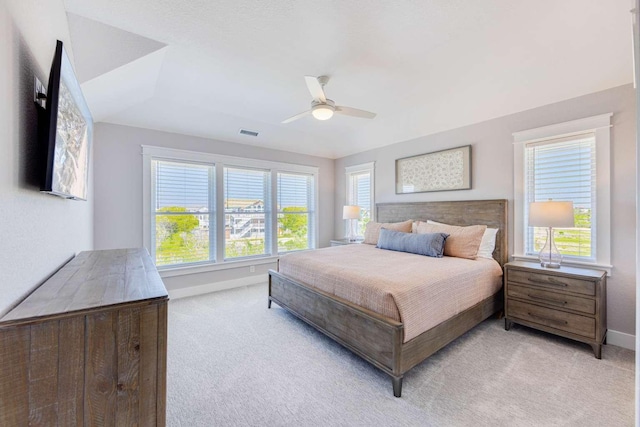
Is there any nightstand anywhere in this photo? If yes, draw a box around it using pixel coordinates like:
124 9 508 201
504 261 607 359
330 238 363 247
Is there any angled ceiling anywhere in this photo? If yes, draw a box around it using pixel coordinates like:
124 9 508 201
64 0 632 159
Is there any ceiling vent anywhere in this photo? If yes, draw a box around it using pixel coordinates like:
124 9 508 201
239 129 259 137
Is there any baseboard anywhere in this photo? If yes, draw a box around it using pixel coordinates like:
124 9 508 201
607 329 635 350
169 274 268 300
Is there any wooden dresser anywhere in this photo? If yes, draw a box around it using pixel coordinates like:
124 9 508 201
504 261 606 358
0 248 169 426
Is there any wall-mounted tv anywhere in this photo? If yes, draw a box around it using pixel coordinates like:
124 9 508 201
41 40 93 200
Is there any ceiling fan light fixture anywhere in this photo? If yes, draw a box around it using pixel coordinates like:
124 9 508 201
312 104 334 120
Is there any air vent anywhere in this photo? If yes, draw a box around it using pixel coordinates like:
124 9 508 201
239 129 259 137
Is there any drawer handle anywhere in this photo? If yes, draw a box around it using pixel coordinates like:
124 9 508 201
527 312 568 326
526 294 568 307
527 277 568 287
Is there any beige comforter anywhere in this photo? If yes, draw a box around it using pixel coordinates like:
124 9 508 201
278 244 503 342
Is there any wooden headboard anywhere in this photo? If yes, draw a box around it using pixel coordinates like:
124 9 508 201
376 199 508 266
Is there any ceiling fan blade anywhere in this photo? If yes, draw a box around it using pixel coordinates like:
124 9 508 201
335 106 376 119
281 110 311 124
304 76 326 102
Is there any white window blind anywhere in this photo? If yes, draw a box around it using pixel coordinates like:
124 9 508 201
153 160 214 266
346 166 374 235
277 172 315 252
224 167 270 259
525 133 596 260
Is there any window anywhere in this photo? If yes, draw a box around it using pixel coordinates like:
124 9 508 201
345 162 375 235
525 134 595 260
513 113 611 272
143 146 318 270
224 167 270 259
153 160 214 266
277 172 315 252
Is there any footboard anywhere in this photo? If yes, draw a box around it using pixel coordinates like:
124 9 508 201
269 269 501 397
269 270 404 378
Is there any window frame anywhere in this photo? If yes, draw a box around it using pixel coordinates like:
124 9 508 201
276 171 316 253
345 162 375 236
142 146 319 274
150 159 216 267
512 113 612 274
223 166 271 261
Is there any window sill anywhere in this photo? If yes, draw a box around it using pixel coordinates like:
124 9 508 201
511 254 612 276
158 256 279 278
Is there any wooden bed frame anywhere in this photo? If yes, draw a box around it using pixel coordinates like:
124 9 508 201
268 199 508 397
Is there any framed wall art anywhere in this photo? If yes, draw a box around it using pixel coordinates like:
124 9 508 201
395 145 471 194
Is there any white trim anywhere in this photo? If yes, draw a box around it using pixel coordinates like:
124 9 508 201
513 114 612 270
511 254 612 276
512 113 613 144
345 161 375 174
142 145 319 175
633 4 640 425
158 256 278 278
142 152 152 261
168 274 268 300
606 329 636 350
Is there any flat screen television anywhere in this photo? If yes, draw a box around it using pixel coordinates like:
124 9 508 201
41 40 93 200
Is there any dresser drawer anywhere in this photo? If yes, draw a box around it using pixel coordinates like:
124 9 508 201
507 269 595 296
508 299 595 338
507 283 595 315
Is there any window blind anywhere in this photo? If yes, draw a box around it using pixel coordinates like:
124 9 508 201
348 171 372 234
223 167 270 258
277 172 315 252
153 160 213 266
525 133 596 260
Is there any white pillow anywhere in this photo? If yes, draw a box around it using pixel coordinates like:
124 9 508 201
426 220 498 259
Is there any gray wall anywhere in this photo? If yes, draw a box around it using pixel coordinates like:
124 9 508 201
93 123 334 291
335 84 636 336
0 1 94 317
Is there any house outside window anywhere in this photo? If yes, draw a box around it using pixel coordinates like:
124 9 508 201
513 113 612 273
345 162 375 235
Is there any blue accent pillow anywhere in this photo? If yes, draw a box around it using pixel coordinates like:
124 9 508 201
376 228 449 258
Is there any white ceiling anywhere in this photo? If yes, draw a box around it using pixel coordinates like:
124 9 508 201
63 0 632 159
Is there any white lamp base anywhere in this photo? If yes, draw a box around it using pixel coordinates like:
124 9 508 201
540 261 561 269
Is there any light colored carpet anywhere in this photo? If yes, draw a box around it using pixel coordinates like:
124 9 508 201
167 283 634 426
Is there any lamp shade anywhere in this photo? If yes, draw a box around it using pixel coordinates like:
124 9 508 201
342 205 360 220
528 201 575 228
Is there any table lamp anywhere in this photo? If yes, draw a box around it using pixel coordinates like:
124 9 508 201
343 205 361 242
529 200 575 268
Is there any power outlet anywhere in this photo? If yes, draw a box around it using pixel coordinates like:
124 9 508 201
249 265 255 273
34 76 46 108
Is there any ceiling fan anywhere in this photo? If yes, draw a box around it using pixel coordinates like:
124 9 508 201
282 76 376 124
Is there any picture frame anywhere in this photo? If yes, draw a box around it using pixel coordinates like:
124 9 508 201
395 145 471 194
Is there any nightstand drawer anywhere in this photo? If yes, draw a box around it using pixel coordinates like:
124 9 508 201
509 299 595 338
507 269 595 296
507 284 595 315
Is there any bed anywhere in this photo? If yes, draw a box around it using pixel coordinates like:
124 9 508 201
268 200 508 397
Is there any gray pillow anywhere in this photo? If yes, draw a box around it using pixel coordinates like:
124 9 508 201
376 228 449 258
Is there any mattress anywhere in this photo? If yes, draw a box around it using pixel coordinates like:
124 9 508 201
278 244 503 342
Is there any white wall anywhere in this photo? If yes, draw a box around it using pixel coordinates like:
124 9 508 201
0 0 93 317
335 84 637 336
93 123 334 292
